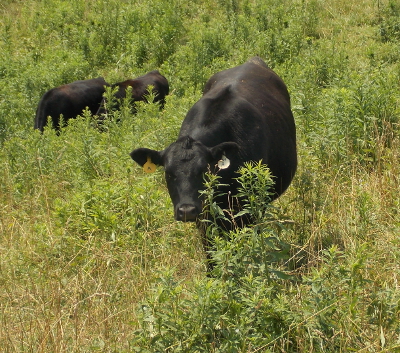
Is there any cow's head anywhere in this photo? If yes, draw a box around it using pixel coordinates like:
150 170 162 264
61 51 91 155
130 136 239 222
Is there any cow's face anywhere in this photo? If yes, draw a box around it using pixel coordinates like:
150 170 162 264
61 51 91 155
130 136 238 222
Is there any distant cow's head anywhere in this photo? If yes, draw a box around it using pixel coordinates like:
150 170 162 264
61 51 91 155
96 72 169 117
130 136 238 222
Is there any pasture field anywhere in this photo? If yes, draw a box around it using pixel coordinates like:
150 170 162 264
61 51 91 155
0 0 399 351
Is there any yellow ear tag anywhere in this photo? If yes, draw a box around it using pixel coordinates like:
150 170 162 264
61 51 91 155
143 157 157 173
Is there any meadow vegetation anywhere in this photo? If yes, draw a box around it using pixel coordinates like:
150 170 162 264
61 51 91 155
0 0 399 351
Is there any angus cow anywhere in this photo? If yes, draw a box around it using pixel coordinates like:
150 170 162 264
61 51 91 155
130 57 297 230
34 77 109 132
96 70 169 116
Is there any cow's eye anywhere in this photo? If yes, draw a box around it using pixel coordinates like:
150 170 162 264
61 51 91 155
165 172 175 181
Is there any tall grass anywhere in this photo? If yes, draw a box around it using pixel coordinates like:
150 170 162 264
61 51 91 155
0 0 399 351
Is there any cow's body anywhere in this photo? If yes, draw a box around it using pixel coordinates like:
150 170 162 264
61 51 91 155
131 57 297 228
35 77 109 132
96 70 169 115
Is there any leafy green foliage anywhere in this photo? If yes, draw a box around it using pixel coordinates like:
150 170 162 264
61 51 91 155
235 161 276 225
132 164 295 351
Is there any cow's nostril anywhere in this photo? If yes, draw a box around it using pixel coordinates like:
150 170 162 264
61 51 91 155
177 205 198 222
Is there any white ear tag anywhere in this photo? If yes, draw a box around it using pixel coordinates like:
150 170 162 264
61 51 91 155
218 155 230 169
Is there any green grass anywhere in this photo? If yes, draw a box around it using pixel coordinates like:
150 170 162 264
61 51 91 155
1 0 400 351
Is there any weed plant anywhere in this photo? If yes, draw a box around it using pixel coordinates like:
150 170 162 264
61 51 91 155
1 0 400 352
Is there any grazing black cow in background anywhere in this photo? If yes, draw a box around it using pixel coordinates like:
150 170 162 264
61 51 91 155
130 57 297 229
96 70 169 116
34 77 109 132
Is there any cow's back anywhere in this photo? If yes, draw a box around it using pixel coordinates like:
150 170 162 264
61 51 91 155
204 58 292 120
179 56 297 197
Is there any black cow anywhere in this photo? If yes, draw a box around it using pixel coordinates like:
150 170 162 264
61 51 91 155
34 77 109 132
130 57 297 229
96 70 169 116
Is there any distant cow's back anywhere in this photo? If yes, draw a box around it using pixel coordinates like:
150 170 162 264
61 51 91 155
35 77 108 132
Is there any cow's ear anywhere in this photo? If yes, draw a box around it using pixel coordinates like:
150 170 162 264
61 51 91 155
210 142 239 161
130 148 163 167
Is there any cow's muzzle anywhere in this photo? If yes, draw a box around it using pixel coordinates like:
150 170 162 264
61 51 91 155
176 204 198 222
